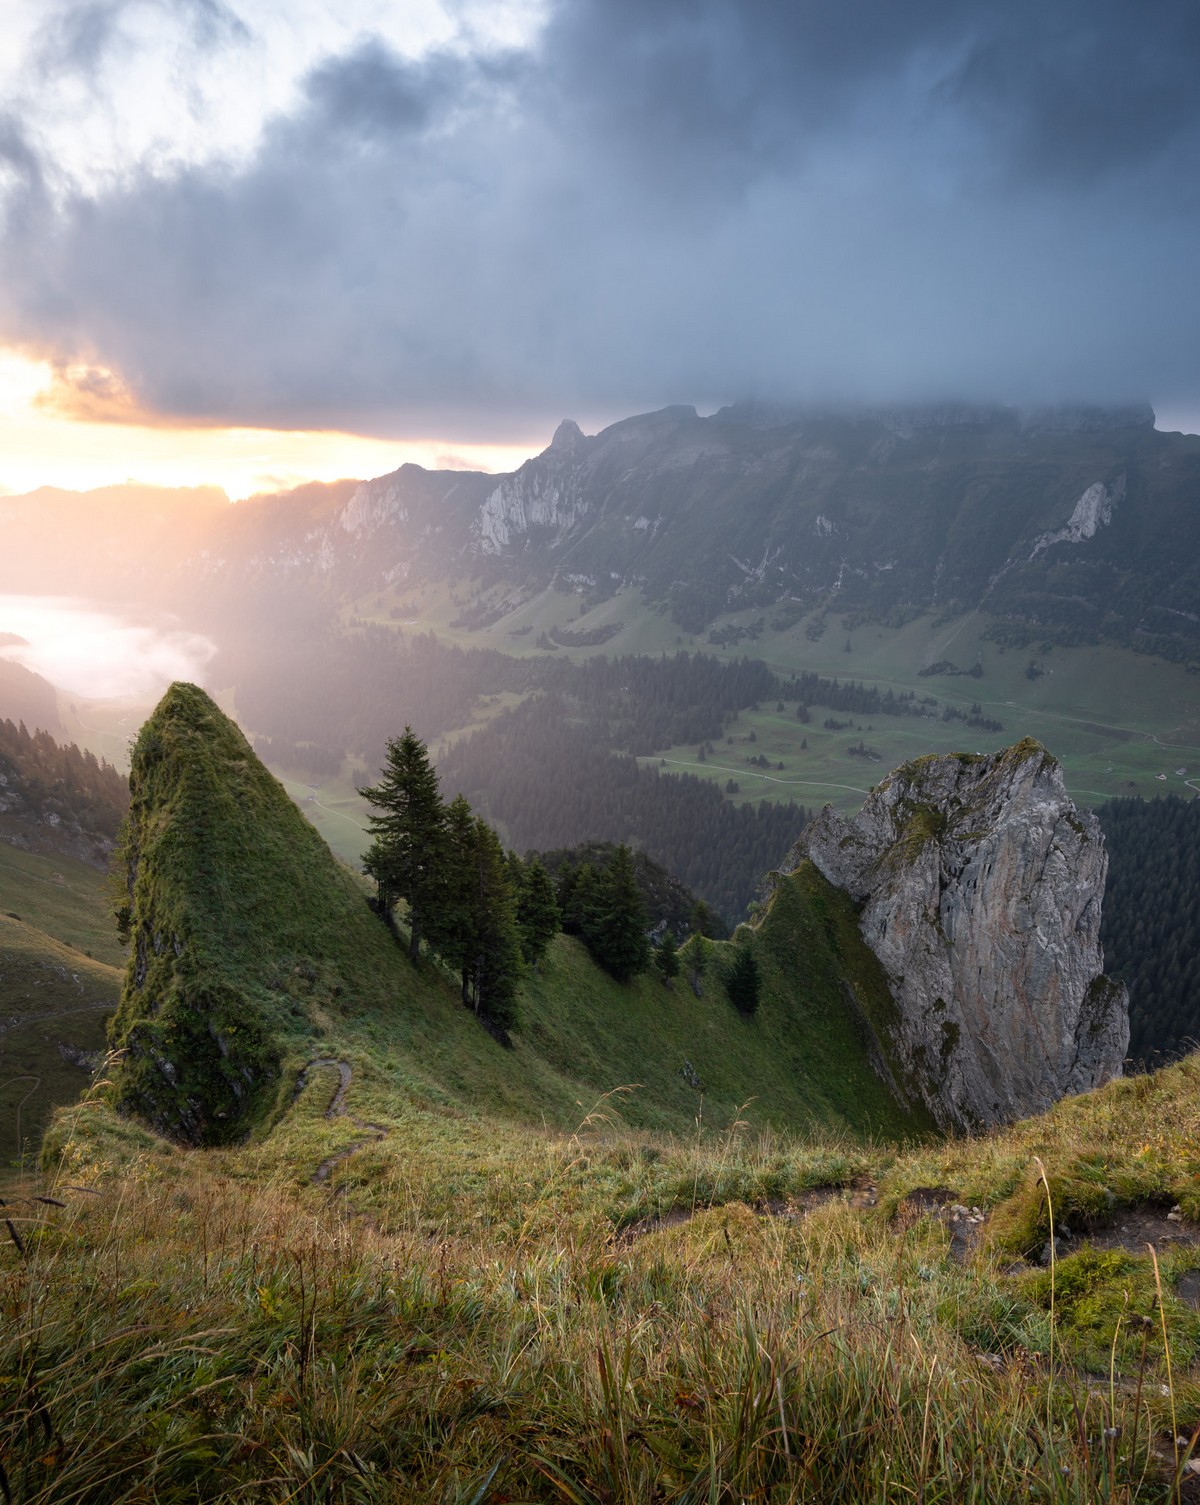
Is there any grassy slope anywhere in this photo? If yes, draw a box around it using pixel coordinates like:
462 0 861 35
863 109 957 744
107 683 924 1151
0 841 125 966
0 845 124 1180
25 1035 1200 1502
10 684 1198 1501
0 915 120 1177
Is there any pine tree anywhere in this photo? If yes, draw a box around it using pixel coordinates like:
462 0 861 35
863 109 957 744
725 945 761 1015
561 862 600 937
654 928 680 989
680 933 710 997
359 727 445 963
426 793 478 1004
516 857 561 968
588 844 651 982
689 900 718 939
463 818 523 1029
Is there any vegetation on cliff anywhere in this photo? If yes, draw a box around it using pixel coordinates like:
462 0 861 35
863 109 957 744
107 683 418 1144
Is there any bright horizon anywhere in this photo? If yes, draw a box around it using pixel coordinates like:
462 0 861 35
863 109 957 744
0 350 543 499
4 345 1199 503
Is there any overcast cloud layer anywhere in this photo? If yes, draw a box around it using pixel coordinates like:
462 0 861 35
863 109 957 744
2 0 1199 439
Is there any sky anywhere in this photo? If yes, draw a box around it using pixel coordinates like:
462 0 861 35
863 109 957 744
1 0 1199 496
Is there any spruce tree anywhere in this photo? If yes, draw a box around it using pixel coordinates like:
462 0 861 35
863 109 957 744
516 856 561 968
359 727 444 963
561 862 599 938
725 944 761 1015
588 843 651 982
464 818 523 1029
689 899 718 940
654 928 680 989
426 793 478 1005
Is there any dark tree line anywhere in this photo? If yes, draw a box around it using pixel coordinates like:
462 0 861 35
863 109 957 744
536 651 782 754
359 729 661 1026
360 728 537 1030
529 840 729 940
557 843 652 982
1097 794 1200 1063
0 717 128 844
436 696 809 923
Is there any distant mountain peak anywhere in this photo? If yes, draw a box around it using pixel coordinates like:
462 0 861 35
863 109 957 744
548 418 588 453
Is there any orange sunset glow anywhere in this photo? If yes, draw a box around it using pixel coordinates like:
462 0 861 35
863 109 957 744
0 350 537 499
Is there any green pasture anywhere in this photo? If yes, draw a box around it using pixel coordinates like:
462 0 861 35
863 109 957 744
0 913 120 1178
0 843 126 966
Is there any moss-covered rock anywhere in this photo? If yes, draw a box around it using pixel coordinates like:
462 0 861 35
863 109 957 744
108 683 405 1145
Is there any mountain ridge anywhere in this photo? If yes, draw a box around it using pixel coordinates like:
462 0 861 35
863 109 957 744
4 401 1198 662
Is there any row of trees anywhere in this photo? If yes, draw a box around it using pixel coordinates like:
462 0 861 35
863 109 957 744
360 728 559 1030
360 728 755 1018
557 846 653 983
0 717 129 844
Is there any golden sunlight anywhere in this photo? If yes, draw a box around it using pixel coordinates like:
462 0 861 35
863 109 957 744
0 350 535 499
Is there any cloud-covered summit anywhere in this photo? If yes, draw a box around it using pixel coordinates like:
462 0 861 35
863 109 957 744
2 0 1199 438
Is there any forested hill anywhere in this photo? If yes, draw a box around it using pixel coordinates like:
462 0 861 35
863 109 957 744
436 697 807 922
0 657 62 736
1099 794 1200 1062
0 718 128 867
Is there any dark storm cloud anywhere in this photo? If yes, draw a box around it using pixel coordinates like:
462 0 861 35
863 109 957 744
3 0 1200 438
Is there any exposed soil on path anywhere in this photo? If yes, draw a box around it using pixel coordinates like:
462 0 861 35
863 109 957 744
612 1179 878 1245
296 1058 390 1185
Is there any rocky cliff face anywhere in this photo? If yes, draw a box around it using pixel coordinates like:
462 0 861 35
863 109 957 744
784 740 1128 1130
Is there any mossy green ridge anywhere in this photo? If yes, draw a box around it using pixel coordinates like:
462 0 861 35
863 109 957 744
108 682 414 1145
750 861 936 1137
105 683 930 1149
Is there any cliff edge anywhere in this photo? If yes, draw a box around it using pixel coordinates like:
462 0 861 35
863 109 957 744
784 739 1129 1130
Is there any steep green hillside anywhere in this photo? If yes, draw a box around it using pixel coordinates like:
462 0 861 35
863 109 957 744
0 841 125 1179
108 684 925 1150
11 682 1197 1503
0 914 119 1175
108 682 426 1145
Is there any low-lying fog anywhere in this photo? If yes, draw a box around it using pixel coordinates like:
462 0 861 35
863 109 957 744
0 595 216 700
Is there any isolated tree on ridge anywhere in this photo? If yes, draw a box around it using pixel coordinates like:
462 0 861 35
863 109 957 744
654 928 680 989
464 818 523 1029
725 944 761 1016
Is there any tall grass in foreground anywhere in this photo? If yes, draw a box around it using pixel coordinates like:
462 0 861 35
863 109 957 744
1 1154 1190 1504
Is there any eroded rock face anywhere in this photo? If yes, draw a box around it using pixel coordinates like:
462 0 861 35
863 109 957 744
785 739 1128 1130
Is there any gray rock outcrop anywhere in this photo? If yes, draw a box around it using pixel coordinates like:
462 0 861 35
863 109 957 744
784 739 1128 1130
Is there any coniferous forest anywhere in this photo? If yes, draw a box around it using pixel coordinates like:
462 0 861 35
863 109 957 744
437 696 808 922
1098 793 1200 1063
0 716 128 848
